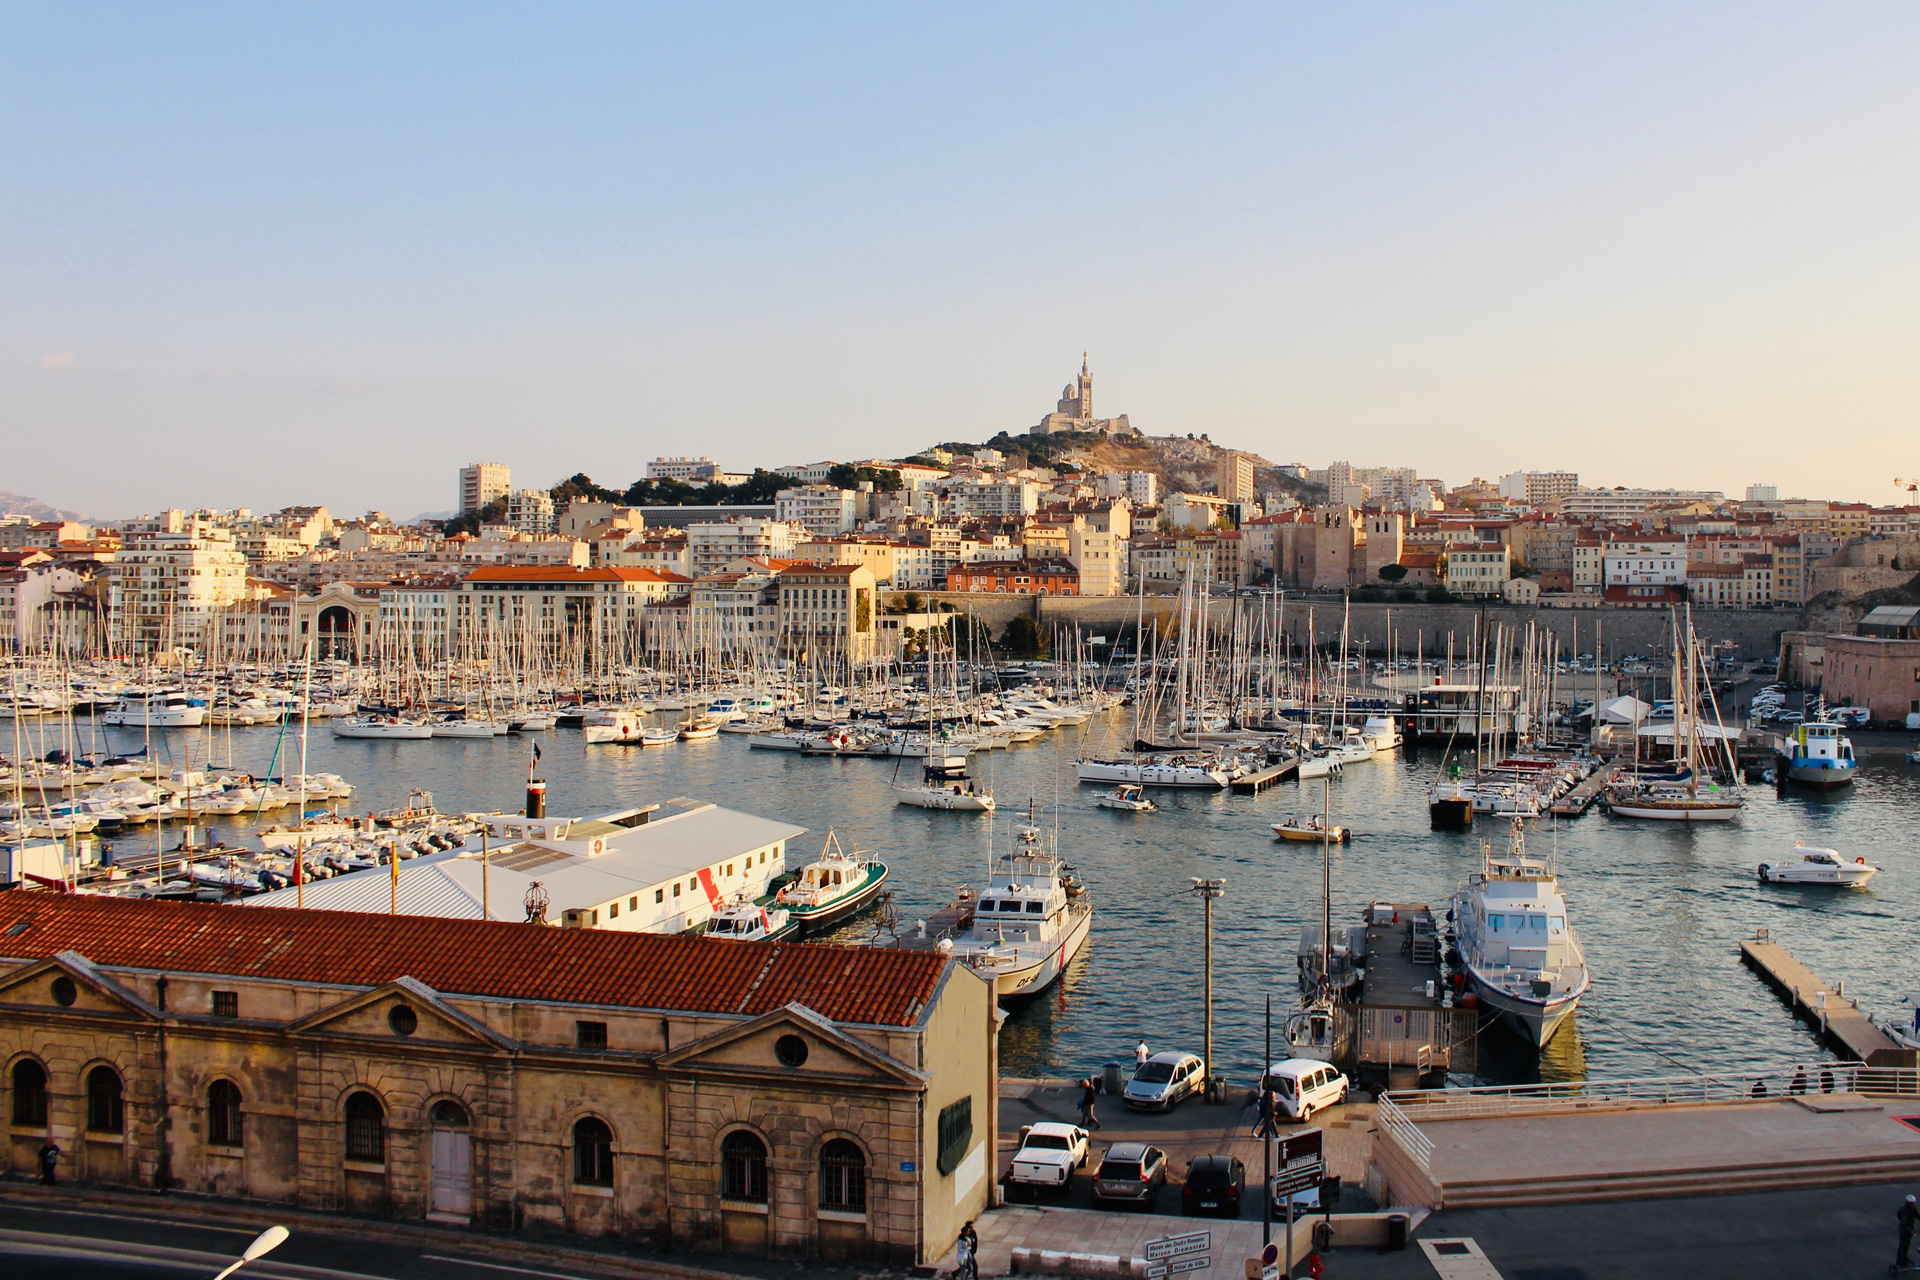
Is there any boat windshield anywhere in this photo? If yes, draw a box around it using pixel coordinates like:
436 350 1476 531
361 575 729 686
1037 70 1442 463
1549 917 1565 934
1135 1062 1175 1084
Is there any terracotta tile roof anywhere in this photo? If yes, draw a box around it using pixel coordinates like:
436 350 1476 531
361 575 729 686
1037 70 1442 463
0 895 949 1027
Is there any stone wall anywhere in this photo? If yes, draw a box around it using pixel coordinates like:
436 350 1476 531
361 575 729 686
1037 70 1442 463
898 593 1799 660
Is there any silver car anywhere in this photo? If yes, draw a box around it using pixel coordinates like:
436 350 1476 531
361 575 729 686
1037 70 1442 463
1123 1051 1205 1111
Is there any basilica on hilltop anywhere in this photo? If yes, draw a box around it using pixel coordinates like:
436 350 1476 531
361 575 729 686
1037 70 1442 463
1030 353 1135 436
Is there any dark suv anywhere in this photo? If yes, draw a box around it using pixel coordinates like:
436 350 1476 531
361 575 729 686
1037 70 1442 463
1091 1143 1168 1210
1181 1154 1245 1217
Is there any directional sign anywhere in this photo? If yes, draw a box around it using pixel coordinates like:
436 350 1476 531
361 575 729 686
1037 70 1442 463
1271 1164 1324 1197
1145 1231 1212 1262
1168 1257 1212 1275
1145 1268 1167 1280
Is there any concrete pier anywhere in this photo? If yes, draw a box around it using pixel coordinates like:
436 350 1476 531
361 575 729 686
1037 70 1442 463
1738 932 1914 1066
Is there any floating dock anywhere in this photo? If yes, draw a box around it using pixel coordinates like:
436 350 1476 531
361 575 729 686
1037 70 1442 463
1739 931 1913 1066
1548 762 1622 817
1349 902 1476 1089
1230 755 1302 793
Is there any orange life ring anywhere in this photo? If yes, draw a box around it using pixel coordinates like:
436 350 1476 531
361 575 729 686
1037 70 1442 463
1856 856 1867 864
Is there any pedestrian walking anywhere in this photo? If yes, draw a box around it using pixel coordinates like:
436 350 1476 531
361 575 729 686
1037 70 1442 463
1136 1040 1149 1069
37 1141 60 1186
1079 1077 1103 1130
1252 1087 1277 1138
1897 1194 1919 1272
958 1220 980 1280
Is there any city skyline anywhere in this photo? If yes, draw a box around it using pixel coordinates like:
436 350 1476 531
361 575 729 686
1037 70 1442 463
7 5 1920 516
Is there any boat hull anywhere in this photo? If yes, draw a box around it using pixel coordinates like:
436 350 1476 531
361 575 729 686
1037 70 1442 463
1781 759 1857 789
1075 760 1229 788
895 789 994 811
1428 798 1474 831
786 863 890 935
333 721 433 739
1467 969 1585 1048
982 902 1093 1002
1605 800 1741 821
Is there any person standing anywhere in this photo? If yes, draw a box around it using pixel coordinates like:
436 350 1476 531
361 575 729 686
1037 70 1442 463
1898 1194 1919 1272
37 1141 60 1186
1136 1040 1149 1069
958 1220 980 1280
1079 1076 1103 1130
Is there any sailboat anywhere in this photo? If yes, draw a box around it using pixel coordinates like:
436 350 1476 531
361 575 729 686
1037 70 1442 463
1286 780 1351 1061
1605 609 1742 821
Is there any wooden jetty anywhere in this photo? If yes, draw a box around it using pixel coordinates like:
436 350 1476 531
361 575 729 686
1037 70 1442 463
1548 762 1621 817
1348 902 1476 1090
1739 930 1916 1066
1230 755 1302 794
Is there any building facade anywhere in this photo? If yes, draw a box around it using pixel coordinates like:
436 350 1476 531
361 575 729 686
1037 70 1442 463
459 463 512 515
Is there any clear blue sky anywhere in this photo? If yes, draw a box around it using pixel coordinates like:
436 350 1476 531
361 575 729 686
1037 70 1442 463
5 3 1918 517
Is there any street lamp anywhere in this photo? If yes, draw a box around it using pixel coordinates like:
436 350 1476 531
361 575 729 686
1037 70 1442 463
212 1225 289 1280
1189 877 1226 1098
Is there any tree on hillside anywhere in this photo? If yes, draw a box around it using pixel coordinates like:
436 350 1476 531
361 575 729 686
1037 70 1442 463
549 473 620 506
438 496 507 538
999 615 1045 658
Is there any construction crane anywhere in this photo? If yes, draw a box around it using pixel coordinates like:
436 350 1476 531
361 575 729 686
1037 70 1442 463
1897 478 1920 503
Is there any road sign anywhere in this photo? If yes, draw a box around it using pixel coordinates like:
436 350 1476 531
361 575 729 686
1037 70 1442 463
1272 1127 1325 1197
1145 1231 1212 1262
1168 1257 1212 1275
1261 1244 1280 1267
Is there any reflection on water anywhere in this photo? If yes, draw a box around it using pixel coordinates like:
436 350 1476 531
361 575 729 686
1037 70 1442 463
81 714 1920 1085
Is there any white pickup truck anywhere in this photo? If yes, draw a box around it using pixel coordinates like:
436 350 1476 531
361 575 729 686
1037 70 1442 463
1008 1122 1089 1196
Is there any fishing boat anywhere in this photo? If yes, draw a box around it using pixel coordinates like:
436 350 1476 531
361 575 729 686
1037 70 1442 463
776 832 890 934
943 814 1093 1002
1758 843 1880 886
1271 815 1349 843
1094 784 1155 812
704 896 797 941
1775 717 1858 789
1449 819 1590 1048
894 755 995 811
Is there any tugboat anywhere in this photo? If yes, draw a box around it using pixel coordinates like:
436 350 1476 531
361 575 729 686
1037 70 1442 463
775 832 890 934
1775 713 1858 790
944 809 1093 1002
1449 819 1590 1047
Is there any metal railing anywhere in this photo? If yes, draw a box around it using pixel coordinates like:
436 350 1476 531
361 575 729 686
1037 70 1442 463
1376 1061 1920 1173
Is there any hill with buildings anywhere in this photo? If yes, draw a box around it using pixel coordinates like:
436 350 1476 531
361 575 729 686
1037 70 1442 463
0 490 94 523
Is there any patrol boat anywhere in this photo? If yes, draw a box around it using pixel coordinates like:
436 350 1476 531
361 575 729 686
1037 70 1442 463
1449 819 1590 1048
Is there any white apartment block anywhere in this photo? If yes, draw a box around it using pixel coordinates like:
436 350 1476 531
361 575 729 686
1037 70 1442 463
1497 471 1579 507
775 460 838 484
506 488 556 535
1560 487 1723 522
1745 483 1779 503
458 462 511 515
1068 526 1125 596
773 485 857 536
1603 550 1687 587
940 479 1040 519
110 522 253 654
645 457 724 482
686 518 804 577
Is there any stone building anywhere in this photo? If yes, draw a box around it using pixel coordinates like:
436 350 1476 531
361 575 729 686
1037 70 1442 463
0 895 993 1263
1029 354 1134 436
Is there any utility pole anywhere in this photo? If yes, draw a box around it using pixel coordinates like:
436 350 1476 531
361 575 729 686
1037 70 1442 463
1264 992 1273 1247
1190 877 1226 1098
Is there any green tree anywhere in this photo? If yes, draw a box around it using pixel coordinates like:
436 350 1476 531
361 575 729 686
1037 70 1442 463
999 615 1044 658
1426 587 1455 604
438 496 507 537
1378 563 1409 583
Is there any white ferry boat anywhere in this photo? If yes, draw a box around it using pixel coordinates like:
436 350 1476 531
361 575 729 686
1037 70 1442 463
1449 820 1590 1048
943 818 1093 1002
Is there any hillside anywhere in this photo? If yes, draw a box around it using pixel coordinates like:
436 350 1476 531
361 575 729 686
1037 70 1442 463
0 491 93 522
918 431 1324 504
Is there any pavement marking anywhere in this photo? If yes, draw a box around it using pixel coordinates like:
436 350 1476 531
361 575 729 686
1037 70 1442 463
8 1204 259 1235
1418 1237 1503 1280
417 1256 605 1280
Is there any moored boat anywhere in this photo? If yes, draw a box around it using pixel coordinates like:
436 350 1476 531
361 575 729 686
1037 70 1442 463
776 832 890 934
1449 819 1590 1048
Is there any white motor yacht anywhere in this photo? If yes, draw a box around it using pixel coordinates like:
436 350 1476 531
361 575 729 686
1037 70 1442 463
1449 820 1590 1048
704 896 796 941
942 818 1093 1002
582 710 648 745
1094 784 1155 812
102 693 207 728
895 755 995 811
1758 843 1880 886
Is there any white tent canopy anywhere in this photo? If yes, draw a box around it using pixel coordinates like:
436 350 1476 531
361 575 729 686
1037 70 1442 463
1595 695 1651 725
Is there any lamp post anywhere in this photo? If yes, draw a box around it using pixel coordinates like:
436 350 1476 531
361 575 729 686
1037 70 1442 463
212 1225 289 1280
1190 876 1226 1098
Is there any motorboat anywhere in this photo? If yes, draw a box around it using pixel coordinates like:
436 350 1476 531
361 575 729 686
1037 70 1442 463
258 816 357 850
775 832 889 934
1094 784 1155 813
1449 819 1590 1048
1296 751 1343 780
102 693 207 728
1775 719 1858 789
1271 815 1349 843
1360 715 1402 752
641 726 680 746
1758 843 1879 887
582 710 649 745
704 896 796 942
678 718 721 741
942 814 1093 1002
895 754 995 812
332 714 434 740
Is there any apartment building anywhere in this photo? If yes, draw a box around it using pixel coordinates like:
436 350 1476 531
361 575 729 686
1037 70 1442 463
1443 544 1511 597
507 488 557 535
775 563 878 661
109 520 253 654
458 462 511 514
686 519 804 577
943 559 1080 596
691 570 780 656
774 486 858 537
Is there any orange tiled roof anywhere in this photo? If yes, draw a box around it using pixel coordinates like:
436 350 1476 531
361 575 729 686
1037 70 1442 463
0 895 948 1027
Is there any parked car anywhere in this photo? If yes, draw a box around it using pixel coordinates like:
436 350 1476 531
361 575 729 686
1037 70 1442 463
1092 1142 1168 1210
1008 1123 1089 1197
1124 1052 1206 1111
1180 1154 1246 1217
1260 1059 1350 1121
1775 712 1804 725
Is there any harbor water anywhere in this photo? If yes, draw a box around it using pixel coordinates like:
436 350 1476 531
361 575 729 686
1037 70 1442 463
58 710 1920 1087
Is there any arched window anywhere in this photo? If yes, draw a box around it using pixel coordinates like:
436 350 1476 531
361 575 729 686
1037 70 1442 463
432 1100 469 1128
721 1130 767 1203
208 1080 243 1147
86 1066 123 1134
11 1060 47 1127
819 1138 867 1212
344 1091 385 1163
573 1117 614 1186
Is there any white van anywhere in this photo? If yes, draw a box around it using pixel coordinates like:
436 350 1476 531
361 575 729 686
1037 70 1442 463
1260 1058 1349 1121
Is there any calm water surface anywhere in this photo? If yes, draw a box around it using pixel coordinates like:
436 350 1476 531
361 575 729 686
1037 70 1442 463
61 711 1920 1087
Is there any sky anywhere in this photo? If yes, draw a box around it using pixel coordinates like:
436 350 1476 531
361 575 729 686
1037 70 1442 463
4 3 1919 519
